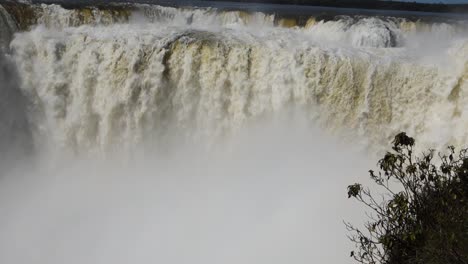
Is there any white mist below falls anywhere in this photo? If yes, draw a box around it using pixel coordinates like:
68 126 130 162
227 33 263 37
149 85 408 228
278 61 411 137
0 114 371 264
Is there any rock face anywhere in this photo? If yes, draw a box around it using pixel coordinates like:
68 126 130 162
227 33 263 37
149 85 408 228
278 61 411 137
1 1 36 32
0 4 18 52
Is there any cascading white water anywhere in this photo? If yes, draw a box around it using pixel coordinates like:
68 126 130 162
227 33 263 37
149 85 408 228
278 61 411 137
0 52 32 170
0 5 32 169
0 3 468 264
8 4 468 155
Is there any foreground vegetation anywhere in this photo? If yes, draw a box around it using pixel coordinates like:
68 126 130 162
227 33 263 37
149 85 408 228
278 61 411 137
347 133 468 264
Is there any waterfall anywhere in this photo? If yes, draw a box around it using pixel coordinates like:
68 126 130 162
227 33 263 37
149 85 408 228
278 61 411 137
5 3 467 154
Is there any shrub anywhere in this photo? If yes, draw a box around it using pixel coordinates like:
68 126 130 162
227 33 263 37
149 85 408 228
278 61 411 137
347 132 468 264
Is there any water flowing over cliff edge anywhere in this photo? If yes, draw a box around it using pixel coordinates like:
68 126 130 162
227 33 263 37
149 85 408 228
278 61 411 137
1 2 467 156
0 2 467 264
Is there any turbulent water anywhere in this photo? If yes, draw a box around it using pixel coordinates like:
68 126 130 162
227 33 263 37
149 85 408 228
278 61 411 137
0 2 467 264
0 2 467 155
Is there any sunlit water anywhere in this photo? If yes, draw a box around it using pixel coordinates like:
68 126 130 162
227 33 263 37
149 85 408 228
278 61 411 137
0 2 467 264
